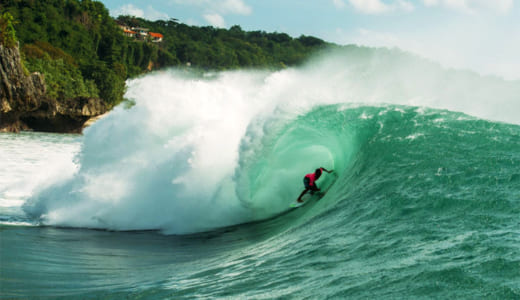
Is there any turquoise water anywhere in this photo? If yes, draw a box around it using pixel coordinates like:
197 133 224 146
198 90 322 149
2 105 519 298
1 51 520 298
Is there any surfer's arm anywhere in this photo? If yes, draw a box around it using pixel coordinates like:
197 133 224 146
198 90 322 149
321 167 333 173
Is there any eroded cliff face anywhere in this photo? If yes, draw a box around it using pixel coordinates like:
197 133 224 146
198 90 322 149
0 43 44 131
0 43 107 133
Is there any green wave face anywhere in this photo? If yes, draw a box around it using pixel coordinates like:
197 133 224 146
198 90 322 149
234 101 519 234
288 104 520 238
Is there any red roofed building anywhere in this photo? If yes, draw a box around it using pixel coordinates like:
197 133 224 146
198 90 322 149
123 29 137 38
149 32 163 43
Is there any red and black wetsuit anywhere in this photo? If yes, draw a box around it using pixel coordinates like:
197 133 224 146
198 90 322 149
303 168 323 190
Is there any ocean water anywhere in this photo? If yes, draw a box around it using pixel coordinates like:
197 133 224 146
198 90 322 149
1 50 519 298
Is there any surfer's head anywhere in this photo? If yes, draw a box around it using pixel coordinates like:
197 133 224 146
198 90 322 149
315 168 323 178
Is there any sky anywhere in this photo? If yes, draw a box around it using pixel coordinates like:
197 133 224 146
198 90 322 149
98 0 520 80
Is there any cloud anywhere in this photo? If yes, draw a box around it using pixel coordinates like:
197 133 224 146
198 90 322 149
144 6 170 20
204 13 226 28
174 0 252 15
112 4 169 20
113 4 144 18
422 0 438 6
348 0 391 14
332 0 346 9
220 0 252 15
347 0 414 14
174 0 251 27
422 0 514 14
397 0 415 12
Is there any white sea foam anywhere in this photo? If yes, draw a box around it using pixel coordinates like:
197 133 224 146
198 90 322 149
0 133 80 221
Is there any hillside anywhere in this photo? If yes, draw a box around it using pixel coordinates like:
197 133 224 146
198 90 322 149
1 0 329 112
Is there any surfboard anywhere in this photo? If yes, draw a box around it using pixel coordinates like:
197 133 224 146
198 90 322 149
290 191 324 208
289 201 306 208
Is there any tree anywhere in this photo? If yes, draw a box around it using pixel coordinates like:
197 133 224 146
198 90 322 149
0 12 17 47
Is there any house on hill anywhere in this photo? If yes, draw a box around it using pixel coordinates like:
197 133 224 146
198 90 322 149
123 29 137 38
149 32 163 43
116 21 138 38
116 21 163 42
132 27 149 40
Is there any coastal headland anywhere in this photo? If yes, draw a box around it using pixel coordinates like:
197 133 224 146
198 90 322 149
0 0 328 133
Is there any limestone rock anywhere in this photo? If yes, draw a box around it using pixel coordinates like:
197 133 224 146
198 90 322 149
0 43 107 133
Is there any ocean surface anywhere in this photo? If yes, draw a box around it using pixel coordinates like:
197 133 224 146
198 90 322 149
1 50 519 298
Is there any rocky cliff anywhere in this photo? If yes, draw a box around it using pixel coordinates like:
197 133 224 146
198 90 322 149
0 43 107 133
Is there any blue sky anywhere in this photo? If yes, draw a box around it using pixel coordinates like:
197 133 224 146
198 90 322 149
98 0 520 80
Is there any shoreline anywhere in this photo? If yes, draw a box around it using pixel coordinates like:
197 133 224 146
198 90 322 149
82 111 110 130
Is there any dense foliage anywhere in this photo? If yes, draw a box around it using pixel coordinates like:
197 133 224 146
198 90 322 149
0 12 17 48
116 16 330 69
1 0 330 107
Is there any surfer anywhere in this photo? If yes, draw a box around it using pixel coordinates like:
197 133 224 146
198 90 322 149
297 167 333 203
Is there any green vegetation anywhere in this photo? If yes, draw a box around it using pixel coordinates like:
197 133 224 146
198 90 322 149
1 0 330 107
23 42 100 100
0 12 17 48
2 0 132 106
116 16 330 69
